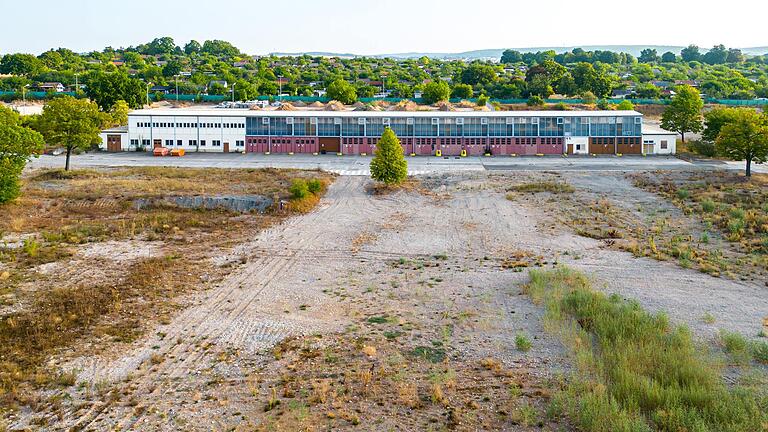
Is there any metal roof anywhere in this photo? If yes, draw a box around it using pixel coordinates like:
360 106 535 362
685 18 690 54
129 108 643 118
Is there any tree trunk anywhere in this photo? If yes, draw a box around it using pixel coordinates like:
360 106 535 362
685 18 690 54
680 132 686 143
746 158 752 177
65 146 72 171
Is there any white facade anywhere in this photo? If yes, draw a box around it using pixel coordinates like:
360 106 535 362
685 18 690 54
642 125 677 155
565 136 588 155
127 114 246 153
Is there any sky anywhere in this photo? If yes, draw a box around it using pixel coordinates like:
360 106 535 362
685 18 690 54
1 0 767 55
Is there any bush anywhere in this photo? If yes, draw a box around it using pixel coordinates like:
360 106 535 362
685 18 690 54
553 102 569 111
719 330 751 364
515 333 532 352
306 178 323 195
526 95 545 107
581 91 597 104
687 140 717 157
751 340 768 364
289 179 309 199
701 199 716 213
476 94 490 107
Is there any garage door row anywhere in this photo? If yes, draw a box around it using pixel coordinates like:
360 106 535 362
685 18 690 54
243 136 643 155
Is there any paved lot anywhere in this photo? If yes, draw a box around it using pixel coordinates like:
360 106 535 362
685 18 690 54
29 152 730 175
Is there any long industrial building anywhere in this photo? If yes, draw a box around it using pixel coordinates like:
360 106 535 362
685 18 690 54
100 109 677 156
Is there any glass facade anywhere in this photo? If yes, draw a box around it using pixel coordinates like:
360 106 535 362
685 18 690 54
244 115 642 138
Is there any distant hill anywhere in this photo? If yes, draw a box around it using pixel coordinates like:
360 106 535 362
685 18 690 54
272 45 768 60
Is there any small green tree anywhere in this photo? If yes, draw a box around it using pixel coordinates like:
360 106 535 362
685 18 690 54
422 81 450 104
476 94 490 107
661 85 703 143
0 106 44 203
450 83 473 99
37 96 106 171
715 109 768 177
370 128 407 185
616 100 635 110
326 79 357 105
703 107 742 143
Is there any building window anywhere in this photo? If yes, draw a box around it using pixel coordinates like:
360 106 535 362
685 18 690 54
212 140 221 147
177 140 182 146
130 139 139 146
236 140 244 147
200 140 206 146
661 140 668 149
189 140 197 146
165 139 173 146
142 139 150 146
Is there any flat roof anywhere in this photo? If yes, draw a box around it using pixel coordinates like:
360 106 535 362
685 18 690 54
129 108 643 118
642 125 677 135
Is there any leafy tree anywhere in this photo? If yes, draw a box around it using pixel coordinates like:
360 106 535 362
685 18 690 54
715 109 768 177
85 71 145 110
108 100 130 127
726 48 745 64
580 91 597 105
681 45 701 62
703 107 742 142
138 37 177 55
617 100 635 110
37 97 106 171
451 83 473 99
0 106 45 203
703 45 728 65
326 79 357 104
639 49 659 63
661 85 703 142
184 40 202 55
422 80 450 104
162 60 183 77
370 128 407 185
356 85 376 98
661 51 677 63
38 50 64 69
202 40 240 57
476 94 490 107
501 49 523 64
460 64 498 86
0 53 44 76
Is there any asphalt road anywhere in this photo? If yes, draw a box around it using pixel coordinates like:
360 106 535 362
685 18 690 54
28 152 742 176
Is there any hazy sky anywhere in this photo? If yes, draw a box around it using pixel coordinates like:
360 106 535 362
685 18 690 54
1 0 766 55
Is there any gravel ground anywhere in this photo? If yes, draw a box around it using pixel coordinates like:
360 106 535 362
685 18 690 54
12 171 768 430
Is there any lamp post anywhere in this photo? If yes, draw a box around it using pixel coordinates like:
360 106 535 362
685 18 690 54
22 84 29 103
232 82 236 102
279 75 283 102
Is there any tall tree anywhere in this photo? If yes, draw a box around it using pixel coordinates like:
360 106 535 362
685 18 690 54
184 40 202 55
0 106 45 203
326 79 357 104
661 85 703 142
370 128 407 185
715 109 768 177
450 83 473 99
37 97 106 171
639 49 659 63
85 71 145 110
702 107 742 143
681 45 701 62
422 80 450 104
661 51 677 63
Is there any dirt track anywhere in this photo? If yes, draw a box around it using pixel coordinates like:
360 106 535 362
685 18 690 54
16 172 768 431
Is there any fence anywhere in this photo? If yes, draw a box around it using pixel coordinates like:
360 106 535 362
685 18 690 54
2 90 767 107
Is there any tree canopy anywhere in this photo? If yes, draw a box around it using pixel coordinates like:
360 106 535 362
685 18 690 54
422 81 450 104
0 105 44 202
85 71 145 110
715 109 768 177
37 97 106 170
661 85 703 142
326 79 357 104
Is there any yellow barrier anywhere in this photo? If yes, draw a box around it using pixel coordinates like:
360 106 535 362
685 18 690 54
264 151 270 155
288 152 294 155
436 149 442 157
460 149 467 157
337 152 343 156
409 153 416 157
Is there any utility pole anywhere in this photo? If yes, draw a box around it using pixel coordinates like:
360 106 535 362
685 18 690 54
279 75 283 102
232 82 236 102
175 75 179 101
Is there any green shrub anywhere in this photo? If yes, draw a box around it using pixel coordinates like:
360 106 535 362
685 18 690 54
306 179 323 195
676 189 690 200
527 95 545 107
370 128 407 185
289 179 309 199
515 333 532 352
727 218 744 235
729 207 745 220
751 340 768 364
719 330 751 364
687 140 717 157
701 199 716 213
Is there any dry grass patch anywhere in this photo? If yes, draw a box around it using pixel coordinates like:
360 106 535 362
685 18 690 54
251 334 563 431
